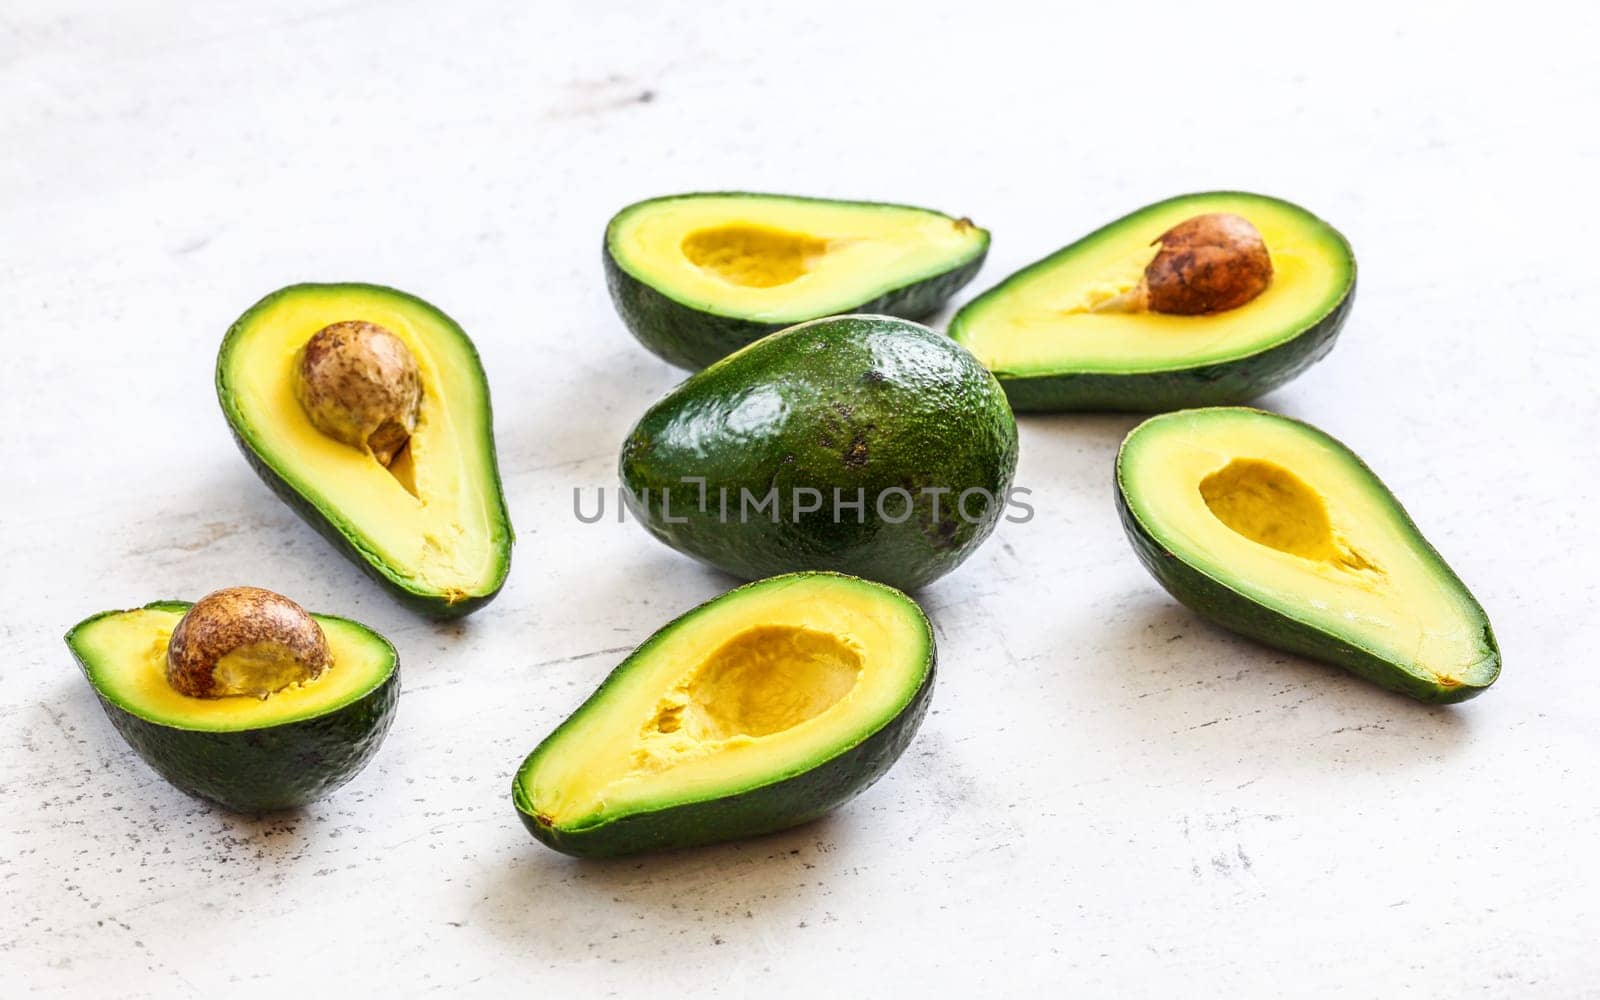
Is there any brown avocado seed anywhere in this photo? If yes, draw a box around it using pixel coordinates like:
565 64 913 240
1142 213 1273 315
165 587 331 699
294 321 421 466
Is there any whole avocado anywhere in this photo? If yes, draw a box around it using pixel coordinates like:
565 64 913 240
619 315 1019 591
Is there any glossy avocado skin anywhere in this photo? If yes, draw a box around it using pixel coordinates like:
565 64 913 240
518 654 936 859
66 602 401 812
1002 286 1354 413
619 316 1019 591
1112 426 1499 704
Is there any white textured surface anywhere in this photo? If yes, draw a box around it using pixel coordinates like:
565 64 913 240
3 1 1598 995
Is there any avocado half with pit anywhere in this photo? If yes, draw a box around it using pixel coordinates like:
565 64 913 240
65 601 399 811
514 573 935 857
950 192 1355 411
619 314 1019 592
605 192 990 369
217 283 513 618
1116 408 1499 703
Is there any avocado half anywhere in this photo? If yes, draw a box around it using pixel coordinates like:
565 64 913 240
217 283 513 618
1116 408 1499 703
605 192 990 369
619 314 1019 592
66 601 400 811
514 572 935 858
950 192 1356 412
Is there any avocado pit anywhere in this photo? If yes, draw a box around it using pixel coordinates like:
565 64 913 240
1093 213 1273 316
294 321 421 467
165 587 331 698
1145 213 1273 314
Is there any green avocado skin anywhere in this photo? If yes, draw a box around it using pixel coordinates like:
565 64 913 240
216 282 512 620
999 284 1354 413
1113 437 1499 704
606 250 986 371
604 193 989 371
66 603 401 813
518 655 934 858
619 316 1019 592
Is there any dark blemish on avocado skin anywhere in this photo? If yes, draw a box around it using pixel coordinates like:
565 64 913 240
820 403 870 464
817 405 851 450
894 472 966 552
817 411 838 448
842 433 870 470
920 519 963 555
930 504 965 550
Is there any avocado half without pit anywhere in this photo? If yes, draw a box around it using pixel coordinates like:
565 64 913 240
1116 408 1499 703
217 283 514 617
950 192 1356 412
514 572 935 857
66 587 400 811
619 314 1019 591
604 192 990 369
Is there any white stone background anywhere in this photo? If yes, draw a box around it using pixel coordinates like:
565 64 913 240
3 0 1598 995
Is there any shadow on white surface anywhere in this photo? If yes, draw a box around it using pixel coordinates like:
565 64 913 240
1071 589 1478 759
472 813 856 949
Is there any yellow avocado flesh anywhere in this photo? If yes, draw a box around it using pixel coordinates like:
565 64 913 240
522 575 930 829
222 286 503 602
1121 409 1495 687
954 193 1353 375
608 195 985 322
71 607 393 731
